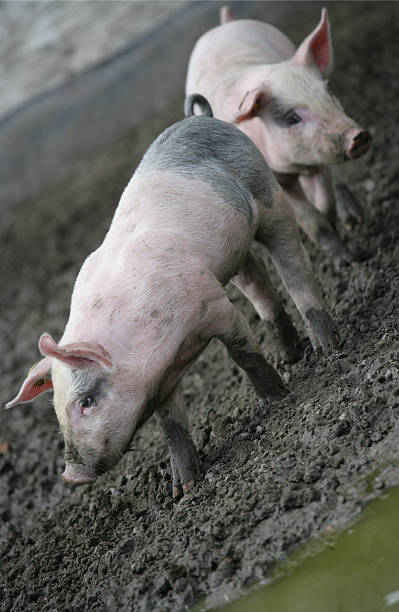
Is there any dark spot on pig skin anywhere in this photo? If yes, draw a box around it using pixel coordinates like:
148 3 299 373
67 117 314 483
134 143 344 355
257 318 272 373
199 301 208 320
326 133 347 162
64 440 82 464
140 116 277 222
92 296 103 309
151 309 160 318
327 133 345 149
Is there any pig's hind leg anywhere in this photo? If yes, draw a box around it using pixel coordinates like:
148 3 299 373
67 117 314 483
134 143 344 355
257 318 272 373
256 189 340 355
157 387 200 498
231 249 301 365
212 296 288 402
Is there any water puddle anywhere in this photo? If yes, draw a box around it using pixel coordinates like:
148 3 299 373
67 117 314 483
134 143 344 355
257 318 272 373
214 485 399 612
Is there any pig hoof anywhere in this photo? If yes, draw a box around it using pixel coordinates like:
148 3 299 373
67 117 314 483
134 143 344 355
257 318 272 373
173 484 183 498
265 309 302 365
258 382 288 411
261 379 289 403
183 479 195 494
169 436 200 498
305 308 340 355
173 479 196 498
335 183 363 229
252 362 289 403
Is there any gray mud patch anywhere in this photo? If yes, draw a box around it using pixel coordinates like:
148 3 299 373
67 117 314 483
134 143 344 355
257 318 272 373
1 2 399 611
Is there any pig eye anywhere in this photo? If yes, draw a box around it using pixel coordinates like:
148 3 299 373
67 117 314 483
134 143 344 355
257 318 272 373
269 101 302 127
81 397 94 408
80 396 95 414
283 110 302 126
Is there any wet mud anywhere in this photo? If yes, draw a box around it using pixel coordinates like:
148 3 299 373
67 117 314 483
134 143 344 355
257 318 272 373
1 2 398 610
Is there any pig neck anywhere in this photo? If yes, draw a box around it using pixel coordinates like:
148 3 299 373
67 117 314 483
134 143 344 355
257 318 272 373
60 238 207 399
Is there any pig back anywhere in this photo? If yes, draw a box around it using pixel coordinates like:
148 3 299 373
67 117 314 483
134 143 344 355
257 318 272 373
138 116 276 216
186 19 296 95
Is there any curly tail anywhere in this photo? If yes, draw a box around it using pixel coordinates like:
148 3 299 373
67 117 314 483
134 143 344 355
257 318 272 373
184 94 213 118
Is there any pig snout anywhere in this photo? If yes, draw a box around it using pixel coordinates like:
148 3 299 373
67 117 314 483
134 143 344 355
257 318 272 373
62 464 97 485
345 128 371 160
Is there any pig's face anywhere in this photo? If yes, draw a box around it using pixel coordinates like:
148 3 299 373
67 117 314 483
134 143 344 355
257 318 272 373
52 359 140 484
241 63 367 173
6 333 145 484
221 9 371 174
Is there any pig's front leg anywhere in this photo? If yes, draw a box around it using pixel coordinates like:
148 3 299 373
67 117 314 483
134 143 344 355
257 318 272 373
157 387 200 498
231 249 301 364
257 189 340 355
213 297 288 402
282 176 353 267
298 166 336 227
299 167 363 231
334 182 364 230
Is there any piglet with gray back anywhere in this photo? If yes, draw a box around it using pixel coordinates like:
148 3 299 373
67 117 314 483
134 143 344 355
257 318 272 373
186 6 371 265
6 98 337 496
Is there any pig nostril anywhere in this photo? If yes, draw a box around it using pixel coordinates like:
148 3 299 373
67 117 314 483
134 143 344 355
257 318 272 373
354 131 371 145
349 131 371 159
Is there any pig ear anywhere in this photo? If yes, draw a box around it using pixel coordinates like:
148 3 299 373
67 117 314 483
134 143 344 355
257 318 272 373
234 89 266 123
5 358 53 409
220 6 235 25
293 8 334 77
39 333 114 372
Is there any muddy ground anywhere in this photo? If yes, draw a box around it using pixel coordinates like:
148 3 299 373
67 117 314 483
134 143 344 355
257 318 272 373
0 2 398 611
